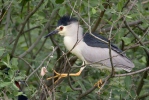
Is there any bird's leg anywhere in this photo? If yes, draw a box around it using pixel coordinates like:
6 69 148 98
47 66 86 83
94 79 103 88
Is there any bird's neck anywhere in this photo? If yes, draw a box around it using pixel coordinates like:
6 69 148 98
64 26 83 51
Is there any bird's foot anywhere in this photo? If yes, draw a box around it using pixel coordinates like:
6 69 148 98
47 70 68 83
94 79 103 88
47 69 83 83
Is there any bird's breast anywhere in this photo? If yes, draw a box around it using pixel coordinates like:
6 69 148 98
64 36 84 60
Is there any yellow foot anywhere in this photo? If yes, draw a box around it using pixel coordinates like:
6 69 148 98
94 79 103 88
47 70 68 83
47 67 85 83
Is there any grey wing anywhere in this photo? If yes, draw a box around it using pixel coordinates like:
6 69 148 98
81 46 134 72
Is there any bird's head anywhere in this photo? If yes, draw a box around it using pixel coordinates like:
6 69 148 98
45 16 78 38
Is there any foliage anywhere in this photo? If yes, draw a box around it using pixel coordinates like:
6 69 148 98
0 0 149 100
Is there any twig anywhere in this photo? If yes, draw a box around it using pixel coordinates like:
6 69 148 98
124 41 149 50
0 1 13 22
124 20 149 55
124 20 149 97
78 86 97 99
99 20 143 33
11 0 44 56
138 92 149 99
17 56 41 80
92 0 109 32
65 55 82 91
33 39 47 58
23 26 41 33
25 46 58 81
136 71 148 95
108 25 115 77
19 9 59 58
114 66 149 77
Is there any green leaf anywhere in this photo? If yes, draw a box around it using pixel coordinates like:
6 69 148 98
92 8 96 14
7 54 10 65
16 92 24 96
0 82 11 88
12 83 20 91
55 0 64 4
125 15 132 19
11 58 18 67
77 80 86 91
124 76 131 89
121 37 131 45
15 76 25 81
2 61 11 68
0 47 5 56
59 6 65 16
117 0 123 11
141 56 146 63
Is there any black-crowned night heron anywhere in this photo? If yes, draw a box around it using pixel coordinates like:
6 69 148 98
45 16 135 84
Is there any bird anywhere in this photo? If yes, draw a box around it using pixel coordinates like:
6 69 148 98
45 15 135 85
1 67 28 100
15 81 28 100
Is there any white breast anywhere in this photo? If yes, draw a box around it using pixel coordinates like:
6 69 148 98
64 36 85 61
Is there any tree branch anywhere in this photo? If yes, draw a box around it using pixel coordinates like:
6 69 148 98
91 0 109 32
114 66 149 77
11 0 44 56
124 41 149 50
99 20 143 33
19 9 59 58
138 92 149 99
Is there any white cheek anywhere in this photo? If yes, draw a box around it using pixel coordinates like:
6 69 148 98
58 31 65 36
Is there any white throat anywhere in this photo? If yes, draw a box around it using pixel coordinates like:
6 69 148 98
63 23 83 51
63 24 84 60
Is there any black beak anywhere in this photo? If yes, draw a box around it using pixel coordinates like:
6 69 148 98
44 30 59 38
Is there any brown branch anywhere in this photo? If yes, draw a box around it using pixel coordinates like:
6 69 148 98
66 56 82 91
11 0 44 56
78 74 112 99
91 0 109 32
25 46 58 82
121 0 130 11
124 20 149 97
138 92 149 99
136 71 148 95
0 1 12 23
19 9 59 58
114 66 149 77
23 26 41 33
77 86 97 99
33 39 47 58
124 41 149 50
108 26 115 77
99 20 143 33
124 20 149 54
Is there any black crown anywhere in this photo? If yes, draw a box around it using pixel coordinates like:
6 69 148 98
57 16 78 26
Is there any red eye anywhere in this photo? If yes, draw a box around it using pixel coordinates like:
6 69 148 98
60 26 63 30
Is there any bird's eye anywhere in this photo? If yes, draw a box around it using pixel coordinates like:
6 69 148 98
59 26 63 30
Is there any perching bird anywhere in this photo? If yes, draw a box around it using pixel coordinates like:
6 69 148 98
45 15 134 83
15 81 28 100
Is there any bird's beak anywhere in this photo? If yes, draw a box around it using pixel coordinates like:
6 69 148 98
44 29 59 38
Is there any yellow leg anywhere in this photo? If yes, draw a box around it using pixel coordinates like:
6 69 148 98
94 79 103 88
47 67 85 83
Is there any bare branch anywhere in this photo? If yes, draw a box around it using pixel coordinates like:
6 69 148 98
25 46 58 81
92 0 109 32
114 66 149 77
99 20 143 33
11 0 44 56
19 9 59 58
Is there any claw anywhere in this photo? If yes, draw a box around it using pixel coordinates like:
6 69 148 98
94 79 102 88
47 66 86 83
47 70 67 83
